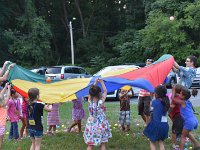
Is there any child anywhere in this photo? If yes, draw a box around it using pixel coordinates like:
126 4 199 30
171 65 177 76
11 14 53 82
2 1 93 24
168 86 183 147
47 103 60 135
27 88 52 150
143 85 170 150
84 78 112 150
7 88 21 140
0 83 11 149
118 86 133 132
67 97 85 133
20 97 28 138
168 84 184 149
172 86 200 150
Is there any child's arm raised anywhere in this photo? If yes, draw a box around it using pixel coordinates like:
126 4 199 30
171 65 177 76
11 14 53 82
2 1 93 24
173 61 180 70
0 61 10 77
119 90 129 99
171 87 185 107
0 83 11 107
98 79 107 102
0 63 15 82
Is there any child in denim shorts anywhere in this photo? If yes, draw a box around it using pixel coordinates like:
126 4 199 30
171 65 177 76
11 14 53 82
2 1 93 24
27 88 52 150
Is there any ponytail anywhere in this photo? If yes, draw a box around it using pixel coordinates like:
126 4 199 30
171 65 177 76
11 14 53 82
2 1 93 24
160 96 170 114
155 85 170 114
28 88 39 114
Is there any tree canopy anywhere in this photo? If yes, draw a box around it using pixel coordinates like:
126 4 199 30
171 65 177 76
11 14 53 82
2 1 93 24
0 0 199 72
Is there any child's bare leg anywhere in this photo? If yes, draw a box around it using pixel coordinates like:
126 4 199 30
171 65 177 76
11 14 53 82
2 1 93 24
100 143 106 150
87 145 93 150
145 115 150 125
52 125 56 134
188 132 200 148
121 124 125 131
48 125 52 133
0 135 4 150
20 118 26 138
150 141 156 150
24 119 28 136
141 114 146 124
78 120 81 132
30 138 35 150
158 140 165 150
125 125 130 132
180 129 189 150
35 137 42 150
68 120 78 132
172 133 176 146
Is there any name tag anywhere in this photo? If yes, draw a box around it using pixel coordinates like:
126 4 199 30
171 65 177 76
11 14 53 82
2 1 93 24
161 116 168 122
29 119 35 125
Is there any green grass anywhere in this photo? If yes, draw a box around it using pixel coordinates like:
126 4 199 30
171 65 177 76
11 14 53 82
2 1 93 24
2 102 200 150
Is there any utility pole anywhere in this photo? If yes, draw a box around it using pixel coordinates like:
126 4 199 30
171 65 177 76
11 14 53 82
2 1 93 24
69 21 74 65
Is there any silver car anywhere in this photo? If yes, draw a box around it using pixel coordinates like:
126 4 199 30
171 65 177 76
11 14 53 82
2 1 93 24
45 66 91 80
191 67 200 88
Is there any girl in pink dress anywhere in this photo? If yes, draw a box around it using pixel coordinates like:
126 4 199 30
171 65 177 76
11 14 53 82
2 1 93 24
20 97 28 138
47 103 60 134
67 97 85 133
7 88 21 140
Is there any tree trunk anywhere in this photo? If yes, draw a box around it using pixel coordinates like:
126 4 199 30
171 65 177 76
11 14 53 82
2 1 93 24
74 0 86 37
62 0 69 33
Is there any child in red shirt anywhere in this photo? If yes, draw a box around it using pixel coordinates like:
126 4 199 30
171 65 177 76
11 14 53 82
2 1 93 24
168 84 184 149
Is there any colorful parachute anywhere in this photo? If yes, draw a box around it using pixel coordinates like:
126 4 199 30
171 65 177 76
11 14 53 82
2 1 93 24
8 54 174 103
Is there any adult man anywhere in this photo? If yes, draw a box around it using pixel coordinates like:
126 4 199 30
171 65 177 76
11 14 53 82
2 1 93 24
173 55 197 89
138 59 153 125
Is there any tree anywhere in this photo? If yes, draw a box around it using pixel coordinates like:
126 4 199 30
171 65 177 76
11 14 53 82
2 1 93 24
4 0 52 66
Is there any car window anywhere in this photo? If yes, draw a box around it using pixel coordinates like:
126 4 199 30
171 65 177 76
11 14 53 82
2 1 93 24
46 67 62 74
64 67 73 73
79 68 86 74
71 68 81 74
37 70 44 75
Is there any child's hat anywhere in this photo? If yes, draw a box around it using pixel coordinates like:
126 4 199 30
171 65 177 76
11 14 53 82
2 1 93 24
120 85 131 90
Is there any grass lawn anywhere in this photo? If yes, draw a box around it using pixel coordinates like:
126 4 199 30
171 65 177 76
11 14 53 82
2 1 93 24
2 101 200 150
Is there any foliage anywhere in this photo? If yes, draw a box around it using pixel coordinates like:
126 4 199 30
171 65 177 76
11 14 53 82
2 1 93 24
0 0 200 67
4 0 52 66
140 0 200 65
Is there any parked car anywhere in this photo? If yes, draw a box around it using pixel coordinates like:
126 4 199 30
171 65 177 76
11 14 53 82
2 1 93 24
45 65 91 80
94 65 141 100
191 67 200 88
30 66 47 75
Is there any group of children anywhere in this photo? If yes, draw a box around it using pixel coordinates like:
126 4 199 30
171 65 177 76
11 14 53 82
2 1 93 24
0 80 200 150
0 61 200 150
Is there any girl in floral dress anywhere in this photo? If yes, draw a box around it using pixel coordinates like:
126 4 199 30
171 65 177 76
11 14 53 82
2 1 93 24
84 78 112 150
